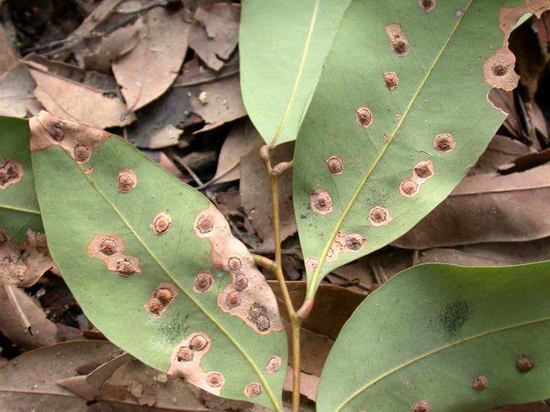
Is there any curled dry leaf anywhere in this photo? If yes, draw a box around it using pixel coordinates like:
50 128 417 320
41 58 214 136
395 165 550 249
29 111 287 410
0 63 36 118
112 7 190 111
189 4 240 71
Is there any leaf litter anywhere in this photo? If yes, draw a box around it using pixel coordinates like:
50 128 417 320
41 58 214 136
1 1 550 411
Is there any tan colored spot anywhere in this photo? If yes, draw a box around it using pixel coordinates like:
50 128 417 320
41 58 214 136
305 257 318 272
355 106 374 129
87 234 141 277
29 111 111 162
419 0 436 11
369 206 393 227
247 303 271 332
385 24 410 56
206 372 225 388
193 270 213 293
383 72 399 90
168 332 223 396
434 133 455 152
152 212 172 235
399 178 420 198
327 232 367 262
413 400 430 412
99 238 119 256
196 215 214 234
483 48 519 91
266 356 282 374
0 158 24 189
309 189 333 215
227 256 242 272
244 382 263 398
189 334 209 351
326 156 343 175
234 274 248 291
177 347 194 362
144 282 178 317
74 145 91 164
118 169 137 193
194 204 284 335
226 291 242 308
413 160 435 181
472 376 488 391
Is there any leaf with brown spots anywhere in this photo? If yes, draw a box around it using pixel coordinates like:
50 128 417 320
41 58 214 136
29 111 287 411
293 0 550 299
0 116 52 287
319 261 550 411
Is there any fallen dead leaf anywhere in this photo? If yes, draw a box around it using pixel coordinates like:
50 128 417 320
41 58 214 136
75 19 142 72
241 142 296 249
0 24 17 74
0 63 36 117
129 58 245 148
0 341 207 411
395 165 550 249
0 286 83 349
29 68 134 129
189 4 240 71
470 134 533 175
213 119 263 184
283 366 318 402
112 7 190 112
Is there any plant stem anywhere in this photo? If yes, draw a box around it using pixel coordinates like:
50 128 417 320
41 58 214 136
252 254 278 275
260 145 309 412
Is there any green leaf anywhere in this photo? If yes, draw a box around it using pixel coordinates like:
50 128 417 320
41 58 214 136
30 111 287 410
0 116 51 287
318 261 550 411
293 0 546 298
240 0 351 146
0 116 42 244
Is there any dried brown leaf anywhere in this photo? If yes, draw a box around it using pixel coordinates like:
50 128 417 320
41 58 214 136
189 4 240 71
241 142 296 249
0 63 36 118
112 7 190 111
29 68 134 129
214 119 262 184
395 165 550 249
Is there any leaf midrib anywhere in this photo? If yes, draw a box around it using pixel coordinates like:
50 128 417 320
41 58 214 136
270 0 321 147
0 204 41 216
335 315 550 410
308 0 475 298
41 144 282 411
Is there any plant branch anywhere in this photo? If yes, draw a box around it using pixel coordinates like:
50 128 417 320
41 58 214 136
260 145 310 412
252 254 278 275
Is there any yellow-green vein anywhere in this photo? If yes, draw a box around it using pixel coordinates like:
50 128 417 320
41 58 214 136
306 0 475 299
335 314 550 411
270 0 321 147
0 204 41 216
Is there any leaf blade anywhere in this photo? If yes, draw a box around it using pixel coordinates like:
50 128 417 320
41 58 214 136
240 0 351 145
30 112 287 410
293 0 545 297
318 261 550 411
